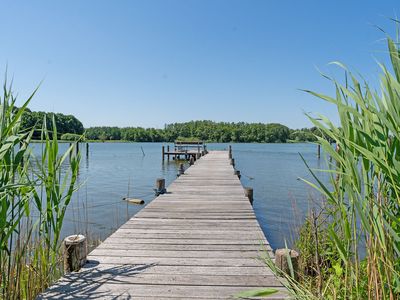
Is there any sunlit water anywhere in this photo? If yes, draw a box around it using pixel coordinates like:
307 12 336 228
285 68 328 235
49 142 327 249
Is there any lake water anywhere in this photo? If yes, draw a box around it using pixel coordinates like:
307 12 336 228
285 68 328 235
58 142 326 249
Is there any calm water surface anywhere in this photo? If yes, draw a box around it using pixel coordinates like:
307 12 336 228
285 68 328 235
57 142 326 249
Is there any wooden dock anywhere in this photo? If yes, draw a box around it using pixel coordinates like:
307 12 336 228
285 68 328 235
40 151 287 299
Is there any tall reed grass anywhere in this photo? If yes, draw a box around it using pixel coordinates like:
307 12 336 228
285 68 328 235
265 28 400 299
0 80 80 299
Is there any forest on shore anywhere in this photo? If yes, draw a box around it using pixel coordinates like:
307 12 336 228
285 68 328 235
21 109 320 143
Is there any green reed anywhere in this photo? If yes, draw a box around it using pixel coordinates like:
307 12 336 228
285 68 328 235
0 80 80 299
264 28 400 299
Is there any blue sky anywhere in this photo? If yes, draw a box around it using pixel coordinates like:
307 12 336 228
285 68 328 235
0 1 398 128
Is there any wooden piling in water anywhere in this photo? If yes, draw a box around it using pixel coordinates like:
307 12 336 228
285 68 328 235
234 170 241 179
167 145 170 161
189 156 194 165
230 158 235 166
156 178 165 191
317 144 320 158
275 248 299 279
63 235 87 273
86 143 89 157
162 145 165 161
179 163 185 175
244 187 253 205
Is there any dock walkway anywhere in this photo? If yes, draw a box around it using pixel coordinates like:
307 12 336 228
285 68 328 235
40 151 287 299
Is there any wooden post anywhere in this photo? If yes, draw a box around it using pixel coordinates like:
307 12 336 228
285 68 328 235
228 145 232 159
234 170 241 179
179 163 185 175
162 145 165 161
156 178 165 191
275 248 299 279
196 153 201 160
76 142 79 154
167 145 170 161
63 234 87 272
317 144 320 158
86 143 89 157
244 187 253 205
189 156 194 165
230 158 235 166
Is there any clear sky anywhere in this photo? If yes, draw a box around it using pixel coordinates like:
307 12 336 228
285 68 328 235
0 1 398 129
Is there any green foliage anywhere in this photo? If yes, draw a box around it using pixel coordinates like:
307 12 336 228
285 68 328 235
85 121 306 143
265 26 400 300
20 109 84 138
60 133 83 141
0 82 80 299
234 288 278 298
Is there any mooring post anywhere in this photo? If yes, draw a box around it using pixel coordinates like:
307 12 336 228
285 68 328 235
86 143 89 157
228 145 232 159
167 145 170 161
76 142 79 154
162 145 165 161
189 156 195 165
275 248 299 279
63 234 87 273
230 158 235 166
317 144 320 159
179 163 185 175
196 152 201 160
244 187 253 205
234 170 241 179
155 178 166 195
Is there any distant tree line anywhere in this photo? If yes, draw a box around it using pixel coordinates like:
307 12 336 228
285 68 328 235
85 121 324 143
19 108 325 143
20 108 84 138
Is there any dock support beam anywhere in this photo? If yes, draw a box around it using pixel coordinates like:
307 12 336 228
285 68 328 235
234 170 241 179
244 187 253 205
167 145 170 161
63 235 87 273
162 146 165 161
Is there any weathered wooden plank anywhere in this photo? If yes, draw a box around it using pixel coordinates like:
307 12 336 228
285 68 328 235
89 249 271 259
102 238 269 245
40 283 288 299
96 243 271 251
81 263 274 276
85 256 270 267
